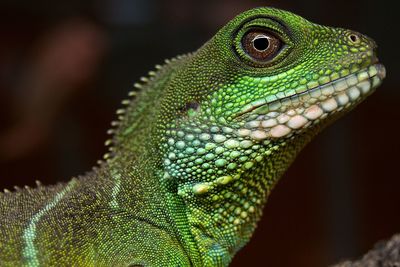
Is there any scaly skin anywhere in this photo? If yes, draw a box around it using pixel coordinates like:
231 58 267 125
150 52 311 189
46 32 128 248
0 7 385 267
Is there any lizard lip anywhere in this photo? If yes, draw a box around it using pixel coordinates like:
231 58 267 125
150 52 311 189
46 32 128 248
238 63 386 117
234 63 386 140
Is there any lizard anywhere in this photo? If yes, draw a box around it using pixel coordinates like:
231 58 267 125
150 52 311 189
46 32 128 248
0 6 386 267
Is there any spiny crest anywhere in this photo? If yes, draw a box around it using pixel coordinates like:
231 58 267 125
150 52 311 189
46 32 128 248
100 53 192 164
1 180 43 195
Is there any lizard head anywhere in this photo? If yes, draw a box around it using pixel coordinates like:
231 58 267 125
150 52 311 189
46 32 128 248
182 7 385 140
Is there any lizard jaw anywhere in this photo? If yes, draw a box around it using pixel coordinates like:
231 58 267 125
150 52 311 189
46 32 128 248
236 63 386 141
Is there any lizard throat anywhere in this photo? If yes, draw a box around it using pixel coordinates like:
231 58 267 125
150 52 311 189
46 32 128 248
236 63 386 141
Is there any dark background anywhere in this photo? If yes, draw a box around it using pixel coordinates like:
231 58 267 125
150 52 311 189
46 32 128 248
0 0 398 266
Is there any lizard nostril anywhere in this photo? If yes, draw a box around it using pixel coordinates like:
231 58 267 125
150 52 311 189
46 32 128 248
348 33 360 44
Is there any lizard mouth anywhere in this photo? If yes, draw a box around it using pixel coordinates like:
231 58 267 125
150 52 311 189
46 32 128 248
235 63 386 141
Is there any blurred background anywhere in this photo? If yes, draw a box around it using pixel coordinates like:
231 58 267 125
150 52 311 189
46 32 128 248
0 0 398 266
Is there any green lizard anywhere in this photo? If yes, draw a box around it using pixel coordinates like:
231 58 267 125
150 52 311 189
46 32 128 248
0 7 386 267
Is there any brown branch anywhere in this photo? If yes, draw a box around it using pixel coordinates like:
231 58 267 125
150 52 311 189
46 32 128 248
332 234 400 267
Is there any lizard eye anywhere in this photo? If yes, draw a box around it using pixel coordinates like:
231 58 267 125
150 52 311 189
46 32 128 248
242 30 283 63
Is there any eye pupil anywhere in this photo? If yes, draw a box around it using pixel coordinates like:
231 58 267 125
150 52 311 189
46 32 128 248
253 35 270 51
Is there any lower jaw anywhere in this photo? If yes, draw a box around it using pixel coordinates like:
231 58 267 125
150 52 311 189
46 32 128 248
237 63 386 141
